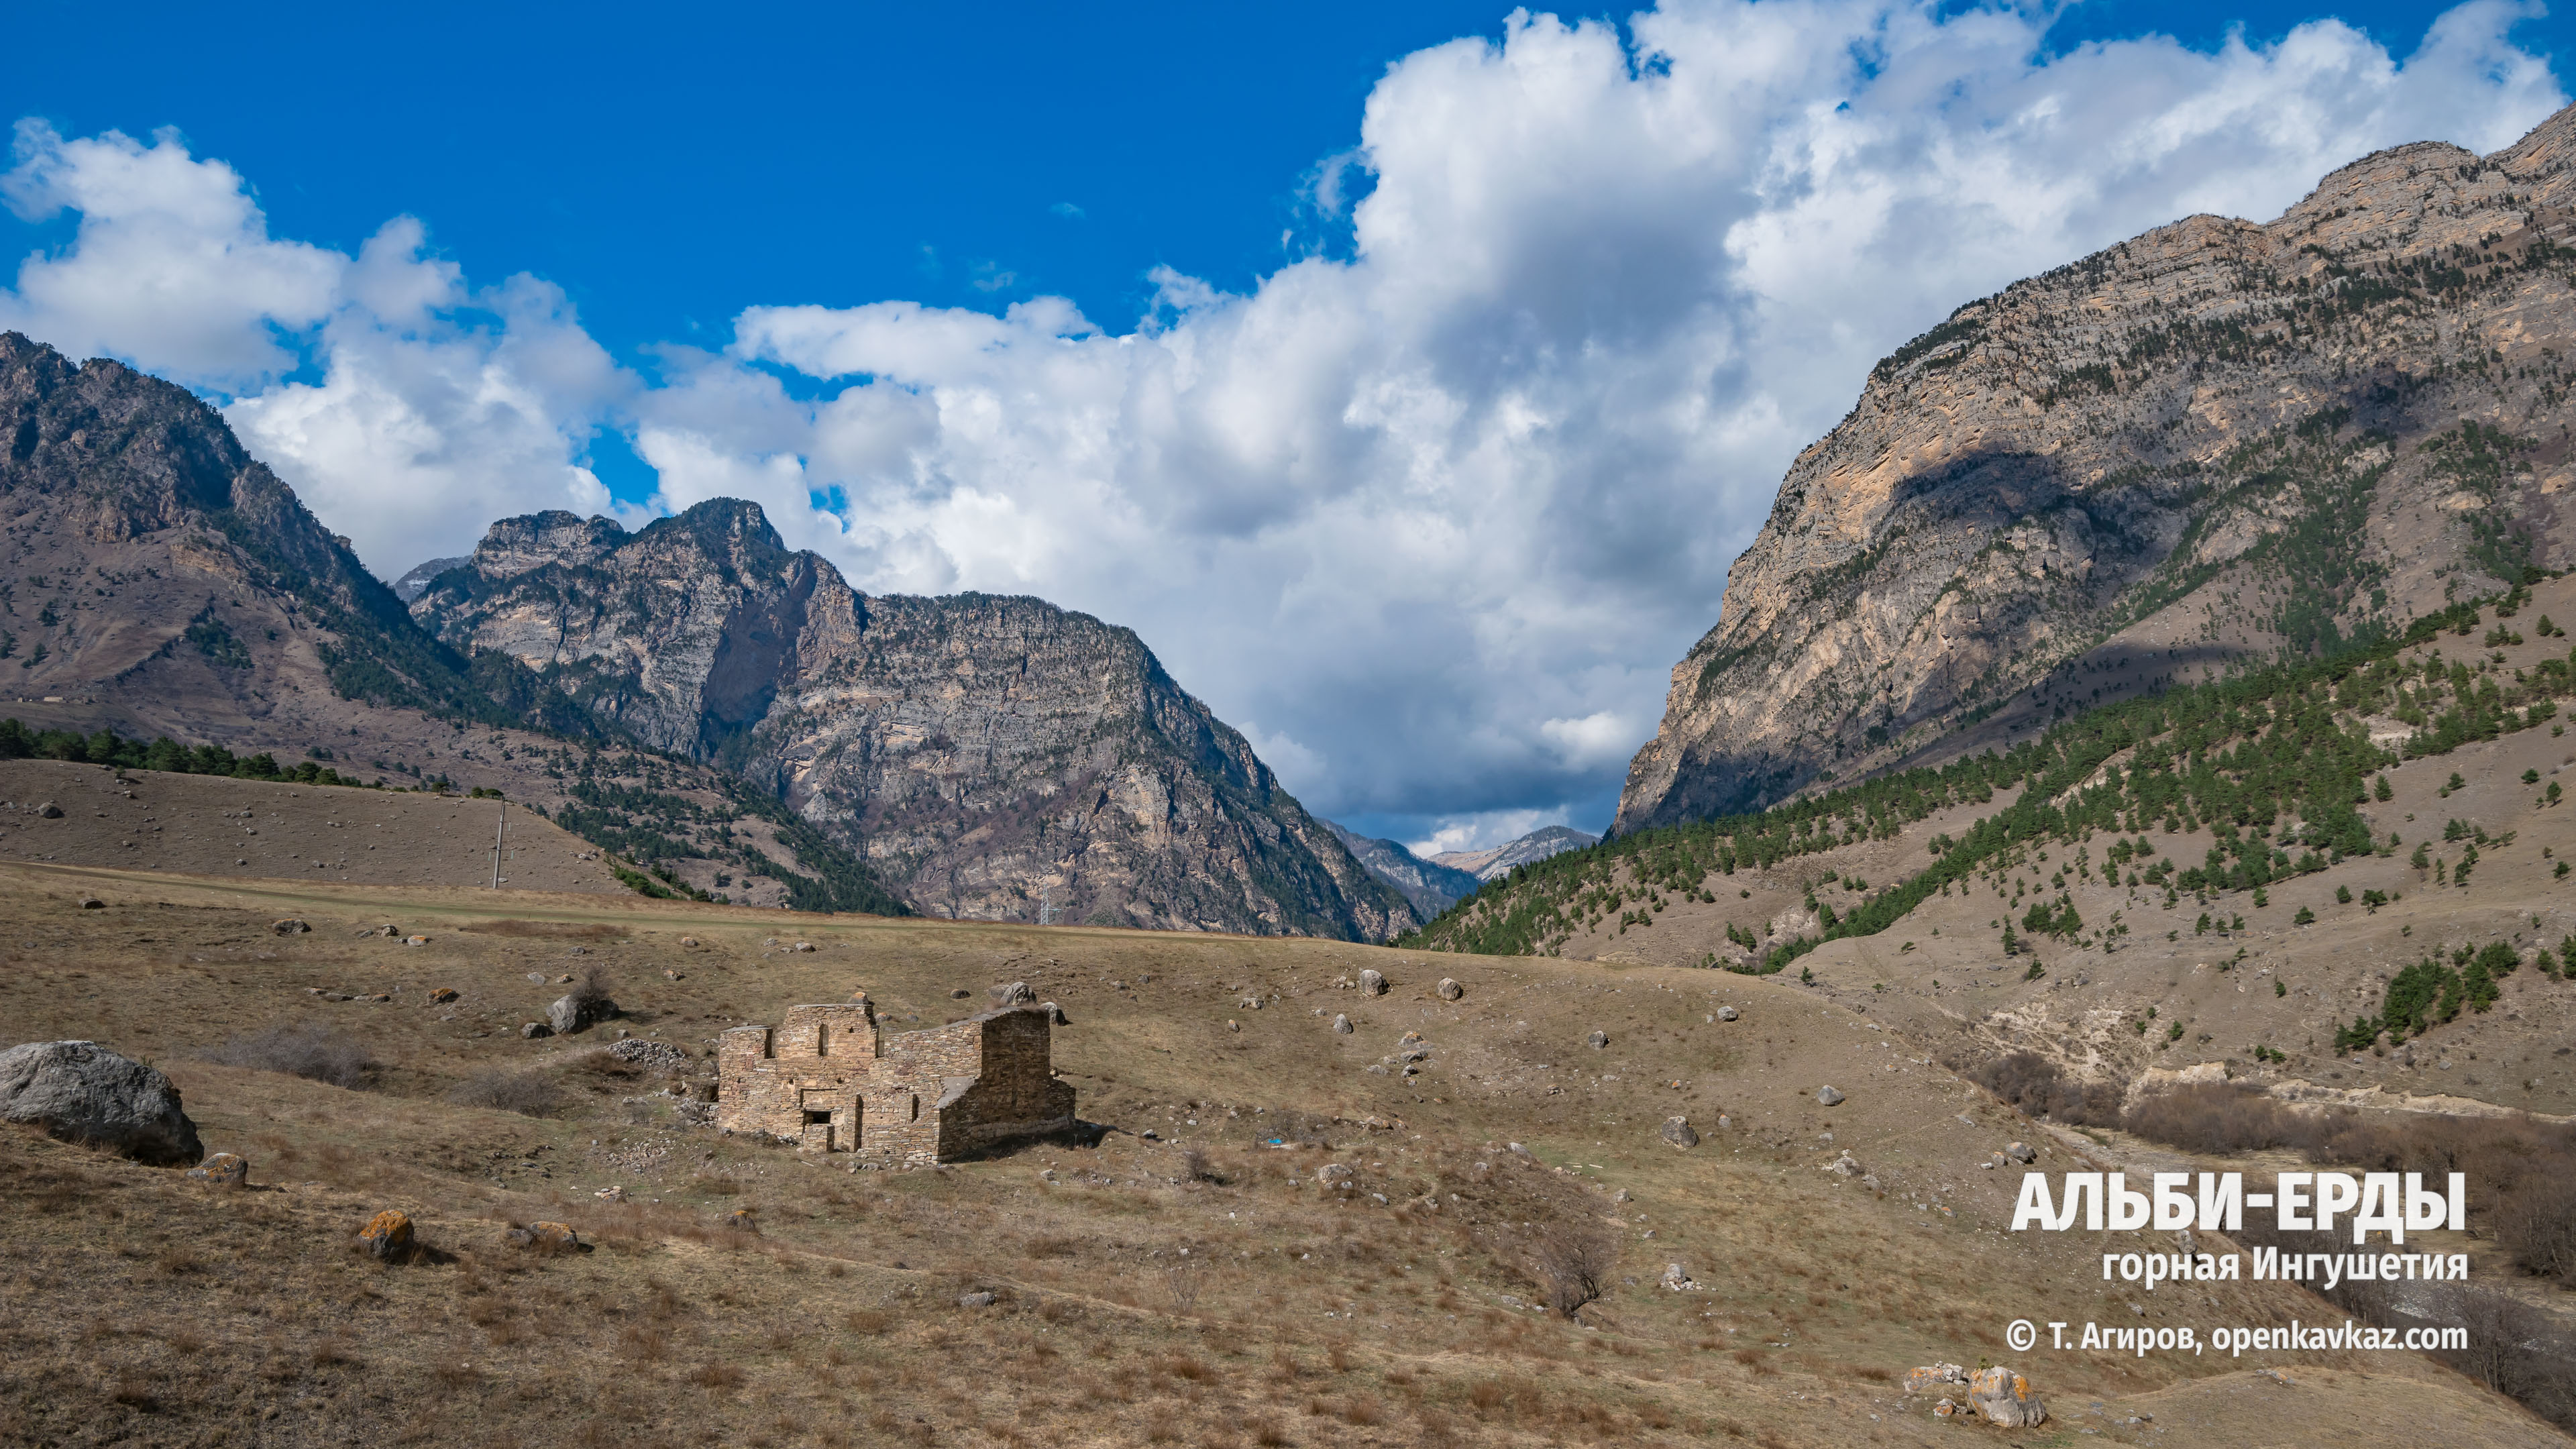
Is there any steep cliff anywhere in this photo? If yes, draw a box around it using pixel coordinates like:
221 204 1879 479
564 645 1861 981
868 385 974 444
413 504 1414 938
1618 103 2576 831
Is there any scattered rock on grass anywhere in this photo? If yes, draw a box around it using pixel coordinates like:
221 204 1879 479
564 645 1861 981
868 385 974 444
1816 1085 1845 1107
1437 978 1464 1001
78 896 103 910
0 1040 204 1165
1660 1116 1699 1150
959 1291 997 1309
36 802 61 818
1587 1031 1609 1050
1969 1366 2046 1427
1332 1014 1353 1035
507 1221 582 1254
991 981 1036 1006
723 1208 758 1232
521 1022 552 1038
2004 1141 2035 1163
549 993 616 1036
1358 969 1387 996
1903 1363 1968 1397
427 987 460 1004
1716 1006 1739 1022
272 918 309 935
358 1210 414 1260
186 1152 249 1187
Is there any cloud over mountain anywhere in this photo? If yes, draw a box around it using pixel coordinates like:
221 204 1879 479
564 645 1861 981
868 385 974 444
0 1 2561 847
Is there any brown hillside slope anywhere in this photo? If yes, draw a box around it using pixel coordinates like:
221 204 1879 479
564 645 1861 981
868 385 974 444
1621 101 2576 828
0 867 2559 1446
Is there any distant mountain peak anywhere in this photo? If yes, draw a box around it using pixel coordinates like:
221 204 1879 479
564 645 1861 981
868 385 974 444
1430 824 1599 882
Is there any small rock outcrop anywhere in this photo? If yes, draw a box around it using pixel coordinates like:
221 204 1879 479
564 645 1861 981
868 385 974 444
0 1040 203 1165
358 1210 415 1260
1969 1366 2047 1427
1660 1116 1699 1150
185 1152 248 1187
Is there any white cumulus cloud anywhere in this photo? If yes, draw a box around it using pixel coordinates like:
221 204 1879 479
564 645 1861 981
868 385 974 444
0 2 2561 849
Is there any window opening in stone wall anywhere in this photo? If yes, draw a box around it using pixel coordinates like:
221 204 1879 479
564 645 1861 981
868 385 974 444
804 1110 830 1127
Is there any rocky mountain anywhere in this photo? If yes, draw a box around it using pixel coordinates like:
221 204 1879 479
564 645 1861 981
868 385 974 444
409 505 1414 938
1618 101 2576 833
1323 820 1483 916
390 555 468 604
0 329 895 914
1431 824 1599 881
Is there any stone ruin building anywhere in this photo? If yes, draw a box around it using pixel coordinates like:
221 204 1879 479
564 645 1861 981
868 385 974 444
716 994 1074 1165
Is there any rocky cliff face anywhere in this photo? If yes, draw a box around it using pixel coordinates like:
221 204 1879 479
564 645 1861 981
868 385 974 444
1618 103 2576 832
0 331 904 913
413 505 1413 938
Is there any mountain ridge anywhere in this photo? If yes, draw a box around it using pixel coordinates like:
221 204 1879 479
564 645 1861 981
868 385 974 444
1616 102 2576 833
411 503 1415 938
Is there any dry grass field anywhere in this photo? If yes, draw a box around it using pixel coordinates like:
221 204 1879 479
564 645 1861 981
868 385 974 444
1 841 2565 1446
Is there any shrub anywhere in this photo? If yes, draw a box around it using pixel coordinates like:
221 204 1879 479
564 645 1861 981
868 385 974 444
1522 1217 1619 1320
1970 1051 2119 1125
204 1022 375 1088
446 1068 566 1118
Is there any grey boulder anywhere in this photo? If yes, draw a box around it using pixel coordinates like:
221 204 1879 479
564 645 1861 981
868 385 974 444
1436 977 1464 1001
0 1040 204 1165
549 994 616 1035
1358 969 1387 996
1660 1116 1699 1150
1816 1085 1845 1107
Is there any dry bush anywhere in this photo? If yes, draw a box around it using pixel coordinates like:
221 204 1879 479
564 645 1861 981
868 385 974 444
204 1022 376 1089
445 1068 566 1118
566 964 616 1016
1163 1258 1203 1316
1521 1217 1619 1320
2128 1085 2576 1281
1179 1146 1220 1183
1969 1051 2120 1125
688 1362 747 1390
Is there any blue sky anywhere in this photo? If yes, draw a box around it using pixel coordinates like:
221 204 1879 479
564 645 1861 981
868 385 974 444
1 1 2565 852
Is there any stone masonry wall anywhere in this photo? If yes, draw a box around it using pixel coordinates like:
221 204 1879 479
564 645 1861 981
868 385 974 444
716 1001 1071 1165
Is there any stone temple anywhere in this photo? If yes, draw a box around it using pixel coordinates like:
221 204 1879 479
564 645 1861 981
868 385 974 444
716 994 1074 1165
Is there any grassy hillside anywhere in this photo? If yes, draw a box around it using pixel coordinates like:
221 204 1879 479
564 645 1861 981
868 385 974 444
3 865 2555 1446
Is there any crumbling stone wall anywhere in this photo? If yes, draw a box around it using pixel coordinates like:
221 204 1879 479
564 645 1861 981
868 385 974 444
717 999 1073 1165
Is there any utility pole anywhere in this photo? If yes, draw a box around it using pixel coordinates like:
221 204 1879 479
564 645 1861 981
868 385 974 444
491 798 506 890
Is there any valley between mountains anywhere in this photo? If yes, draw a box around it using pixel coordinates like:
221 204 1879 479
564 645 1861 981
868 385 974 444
16 101 2576 1449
